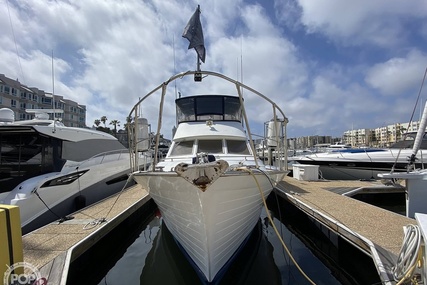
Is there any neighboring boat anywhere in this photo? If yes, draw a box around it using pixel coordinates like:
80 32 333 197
128 70 288 283
290 132 427 180
0 108 150 234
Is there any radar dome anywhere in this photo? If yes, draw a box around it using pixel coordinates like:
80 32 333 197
0 108 15 123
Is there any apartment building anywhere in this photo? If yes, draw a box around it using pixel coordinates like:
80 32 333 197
342 129 371 147
0 74 86 127
342 121 421 147
289 120 422 150
291 135 334 149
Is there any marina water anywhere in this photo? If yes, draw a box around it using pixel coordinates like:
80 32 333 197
67 194 380 284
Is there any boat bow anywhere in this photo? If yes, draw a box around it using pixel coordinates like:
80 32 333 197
175 159 229 191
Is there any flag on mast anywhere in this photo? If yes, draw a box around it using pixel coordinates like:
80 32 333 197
182 5 205 63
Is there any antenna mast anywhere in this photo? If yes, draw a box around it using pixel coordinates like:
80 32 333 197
51 50 57 132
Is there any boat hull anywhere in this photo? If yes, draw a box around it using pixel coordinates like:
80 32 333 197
292 148 426 180
133 169 283 282
2 158 136 234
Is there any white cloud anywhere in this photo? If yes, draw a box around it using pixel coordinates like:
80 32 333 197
1 0 426 138
365 50 427 96
276 0 427 47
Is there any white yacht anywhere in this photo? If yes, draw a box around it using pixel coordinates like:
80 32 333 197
0 108 149 234
291 132 427 180
129 70 288 283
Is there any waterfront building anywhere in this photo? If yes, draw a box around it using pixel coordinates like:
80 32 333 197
292 135 334 150
289 121 422 150
0 74 86 127
342 129 371 147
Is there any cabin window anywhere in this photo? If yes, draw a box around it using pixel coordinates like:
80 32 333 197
170 140 194 156
197 140 223 154
196 97 223 116
226 140 250 155
0 131 63 193
224 97 242 120
175 95 242 123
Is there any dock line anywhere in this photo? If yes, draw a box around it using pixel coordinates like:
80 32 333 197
58 186 149 285
79 173 135 231
392 224 422 284
101 173 135 222
236 167 317 285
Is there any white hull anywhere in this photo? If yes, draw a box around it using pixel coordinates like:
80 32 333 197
128 70 289 282
1 152 148 234
292 148 426 180
133 169 282 282
0 109 152 233
316 165 393 180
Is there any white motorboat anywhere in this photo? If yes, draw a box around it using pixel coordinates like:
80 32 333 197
128 70 288 282
291 132 427 180
0 108 150 234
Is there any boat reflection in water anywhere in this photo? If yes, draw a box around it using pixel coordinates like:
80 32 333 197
140 219 281 285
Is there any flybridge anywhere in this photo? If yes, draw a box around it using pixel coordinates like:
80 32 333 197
175 95 242 123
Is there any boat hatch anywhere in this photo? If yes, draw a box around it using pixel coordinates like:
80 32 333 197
176 95 242 123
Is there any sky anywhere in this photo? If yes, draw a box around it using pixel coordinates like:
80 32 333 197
1 0 427 140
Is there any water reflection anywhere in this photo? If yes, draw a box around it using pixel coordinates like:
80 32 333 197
76 195 380 285
139 220 281 285
96 210 337 285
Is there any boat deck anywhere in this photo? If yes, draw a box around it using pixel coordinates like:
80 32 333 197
21 184 150 284
275 176 414 284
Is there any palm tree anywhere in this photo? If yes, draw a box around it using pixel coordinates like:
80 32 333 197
124 116 132 132
94 119 101 128
110 119 120 135
101 116 108 127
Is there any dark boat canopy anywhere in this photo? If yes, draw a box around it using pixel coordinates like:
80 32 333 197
175 95 242 124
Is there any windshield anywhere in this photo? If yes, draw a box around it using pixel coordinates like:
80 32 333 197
390 132 427 149
0 128 64 193
175 95 242 123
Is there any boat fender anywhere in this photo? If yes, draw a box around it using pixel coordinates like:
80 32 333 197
75 195 86 210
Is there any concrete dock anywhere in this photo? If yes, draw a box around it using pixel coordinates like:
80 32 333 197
21 184 151 285
275 176 415 284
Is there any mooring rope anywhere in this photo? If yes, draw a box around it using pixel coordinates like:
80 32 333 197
236 166 317 285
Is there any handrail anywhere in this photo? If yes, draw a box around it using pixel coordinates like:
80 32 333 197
127 70 289 172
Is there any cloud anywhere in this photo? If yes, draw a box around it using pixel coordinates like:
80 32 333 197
365 50 427 96
1 0 426 139
276 0 427 48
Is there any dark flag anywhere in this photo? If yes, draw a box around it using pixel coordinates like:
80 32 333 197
182 5 205 63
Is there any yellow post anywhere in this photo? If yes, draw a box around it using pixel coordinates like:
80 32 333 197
0 205 23 284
